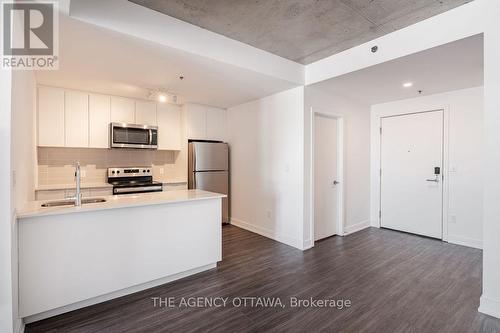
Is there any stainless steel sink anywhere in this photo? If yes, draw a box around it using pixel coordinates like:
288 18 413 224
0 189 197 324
41 198 106 208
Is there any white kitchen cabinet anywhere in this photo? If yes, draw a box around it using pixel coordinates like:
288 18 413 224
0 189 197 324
111 96 135 124
185 104 207 140
89 94 111 148
38 86 65 147
206 107 227 141
135 101 157 126
157 104 181 150
64 90 89 147
185 104 227 141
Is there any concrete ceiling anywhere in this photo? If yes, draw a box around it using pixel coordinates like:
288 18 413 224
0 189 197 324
310 34 483 105
35 13 298 108
129 0 473 65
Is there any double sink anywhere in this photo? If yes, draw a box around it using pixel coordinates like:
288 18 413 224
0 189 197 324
41 198 106 208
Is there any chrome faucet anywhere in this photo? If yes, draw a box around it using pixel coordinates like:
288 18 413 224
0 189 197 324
74 162 82 206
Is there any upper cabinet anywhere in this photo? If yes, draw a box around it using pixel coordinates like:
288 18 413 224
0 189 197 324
185 104 227 142
185 104 206 140
64 90 89 148
37 86 184 150
89 94 111 148
157 104 181 151
135 101 157 126
206 107 227 142
110 97 135 124
38 86 65 147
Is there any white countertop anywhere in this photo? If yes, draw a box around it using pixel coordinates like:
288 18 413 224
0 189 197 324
35 180 188 191
17 189 225 219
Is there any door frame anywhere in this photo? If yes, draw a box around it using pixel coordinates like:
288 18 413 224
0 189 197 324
372 107 450 241
310 108 345 245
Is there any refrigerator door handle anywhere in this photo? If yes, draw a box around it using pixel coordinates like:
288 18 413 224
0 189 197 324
191 146 196 188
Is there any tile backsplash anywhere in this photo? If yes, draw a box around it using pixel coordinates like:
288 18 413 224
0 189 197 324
38 147 186 185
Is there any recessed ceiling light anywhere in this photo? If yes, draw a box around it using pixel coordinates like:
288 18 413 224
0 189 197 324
403 82 413 88
158 94 167 103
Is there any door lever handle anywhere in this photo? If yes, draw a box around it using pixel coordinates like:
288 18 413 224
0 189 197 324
426 177 439 182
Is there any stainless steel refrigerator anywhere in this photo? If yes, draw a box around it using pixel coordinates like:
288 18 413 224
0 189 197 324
188 142 229 223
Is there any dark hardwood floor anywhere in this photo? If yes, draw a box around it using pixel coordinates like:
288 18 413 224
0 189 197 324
26 226 500 333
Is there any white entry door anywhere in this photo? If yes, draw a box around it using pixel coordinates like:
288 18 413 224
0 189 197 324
380 110 444 239
314 114 338 241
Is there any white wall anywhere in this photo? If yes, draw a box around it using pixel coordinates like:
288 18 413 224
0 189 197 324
480 0 500 319
371 87 484 249
0 67 14 333
12 71 37 207
227 87 305 249
7 70 37 333
304 86 371 245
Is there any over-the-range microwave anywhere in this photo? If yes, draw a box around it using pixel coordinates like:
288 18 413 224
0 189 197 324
110 122 158 149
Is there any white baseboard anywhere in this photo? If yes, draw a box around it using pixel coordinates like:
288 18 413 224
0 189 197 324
344 220 370 235
479 295 500 319
230 218 303 250
23 263 216 324
448 235 483 249
302 239 313 250
15 319 24 333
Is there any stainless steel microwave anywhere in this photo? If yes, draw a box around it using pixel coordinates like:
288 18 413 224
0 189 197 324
110 123 158 149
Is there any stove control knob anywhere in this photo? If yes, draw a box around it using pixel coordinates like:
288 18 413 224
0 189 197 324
117 171 120 174
143 170 146 173
112 171 115 174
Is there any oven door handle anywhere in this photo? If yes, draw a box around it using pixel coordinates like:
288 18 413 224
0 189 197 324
114 185 163 194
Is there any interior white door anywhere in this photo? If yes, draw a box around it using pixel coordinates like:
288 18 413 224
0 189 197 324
380 110 444 239
314 115 338 241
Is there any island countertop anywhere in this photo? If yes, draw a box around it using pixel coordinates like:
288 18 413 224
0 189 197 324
17 189 226 219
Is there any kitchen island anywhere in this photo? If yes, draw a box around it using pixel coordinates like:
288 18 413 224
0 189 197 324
17 190 225 322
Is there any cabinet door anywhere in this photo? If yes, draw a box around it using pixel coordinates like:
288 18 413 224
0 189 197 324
206 107 227 142
65 90 89 147
111 97 135 123
89 94 111 148
135 101 157 126
185 104 206 140
38 86 65 147
157 104 181 150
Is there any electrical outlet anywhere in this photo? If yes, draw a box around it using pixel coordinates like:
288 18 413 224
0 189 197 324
81 170 86 178
266 210 272 219
160 168 164 175
449 215 457 224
